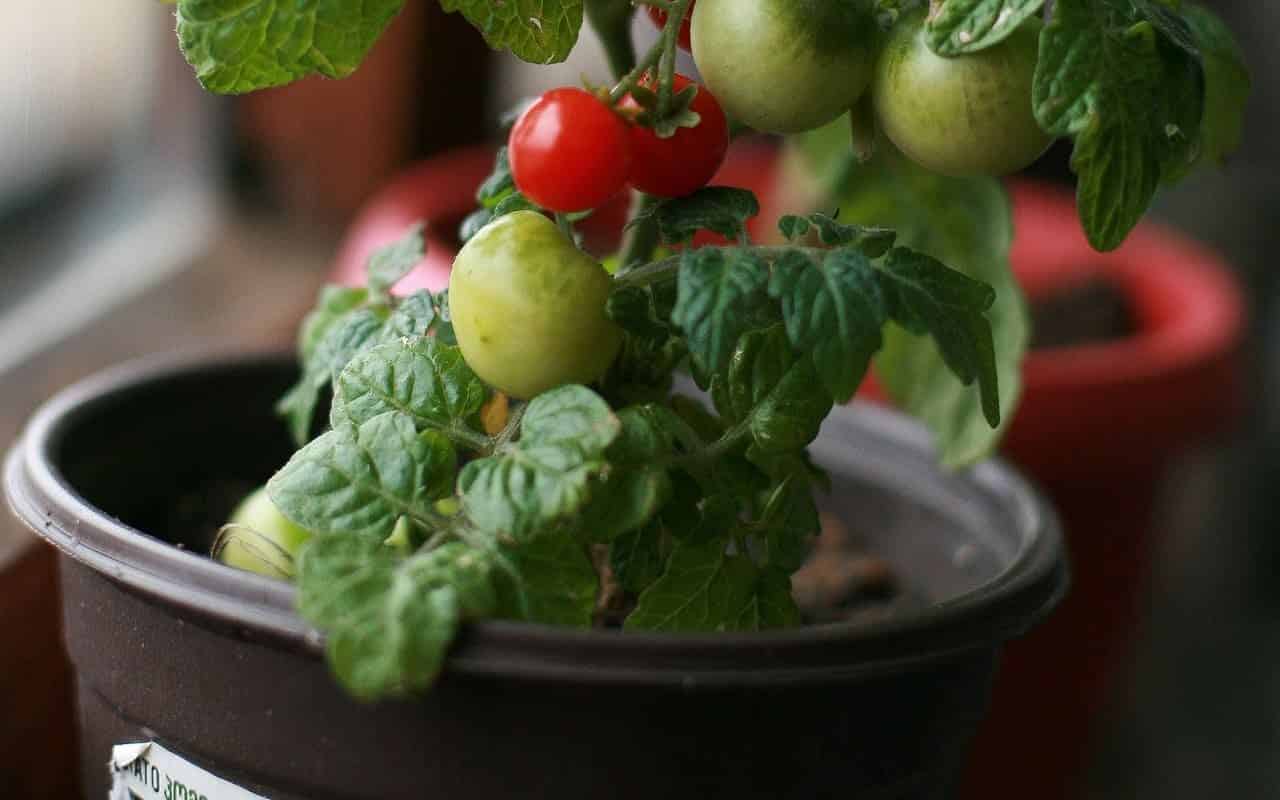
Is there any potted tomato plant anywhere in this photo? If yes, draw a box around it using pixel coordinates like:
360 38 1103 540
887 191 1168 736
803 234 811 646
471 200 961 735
4 0 1246 798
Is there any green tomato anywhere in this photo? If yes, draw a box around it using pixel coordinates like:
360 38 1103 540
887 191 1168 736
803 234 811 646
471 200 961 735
872 10 1052 177
691 0 876 134
449 211 622 399
214 487 313 579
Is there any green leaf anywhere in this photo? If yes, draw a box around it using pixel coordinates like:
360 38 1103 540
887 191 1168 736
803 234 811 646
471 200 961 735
380 291 437 342
299 286 369 362
611 523 666 594
439 0 583 64
1032 0 1207 250
297 538 498 699
711 325 833 455
757 478 820 573
572 406 673 542
476 147 517 209
1181 4 1250 167
641 187 760 244
805 213 897 257
767 248 886 402
268 411 456 540
876 247 1000 427
925 0 1046 55
176 0 405 94
502 535 598 626
366 223 425 300
625 539 798 632
335 338 489 449
460 386 620 541
671 248 770 375
799 124 1026 465
278 307 388 446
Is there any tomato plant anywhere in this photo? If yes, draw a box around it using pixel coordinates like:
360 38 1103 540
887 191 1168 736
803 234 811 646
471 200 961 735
689 0 875 134
872 9 1051 177
646 1 693 51
623 74 728 197
449 210 622 399
509 88 632 213
175 0 1246 700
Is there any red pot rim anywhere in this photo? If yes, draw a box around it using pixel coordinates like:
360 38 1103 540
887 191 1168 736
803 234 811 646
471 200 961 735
1011 181 1244 394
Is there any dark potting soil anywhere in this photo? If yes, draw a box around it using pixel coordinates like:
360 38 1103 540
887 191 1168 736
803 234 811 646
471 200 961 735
1029 275 1135 350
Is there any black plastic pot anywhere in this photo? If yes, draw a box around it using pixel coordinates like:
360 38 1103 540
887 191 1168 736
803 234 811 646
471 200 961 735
5 353 1066 800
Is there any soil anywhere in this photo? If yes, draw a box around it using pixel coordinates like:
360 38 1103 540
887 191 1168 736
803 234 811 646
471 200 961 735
1030 276 1135 350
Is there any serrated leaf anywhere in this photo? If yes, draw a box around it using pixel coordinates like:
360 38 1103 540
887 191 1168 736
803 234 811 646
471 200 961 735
502 535 598 626
297 538 498 699
298 286 369 362
572 406 673 542
926 0 1046 55
380 291 437 342
176 0 405 94
876 247 1000 427
625 540 798 632
459 386 620 541
768 248 886 402
671 248 770 374
335 338 489 448
757 477 820 573
1033 0 1207 250
710 325 833 454
278 307 387 446
366 223 425 299
799 115 1027 465
642 187 760 244
268 411 456 540
778 216 812 242
439 0 583 64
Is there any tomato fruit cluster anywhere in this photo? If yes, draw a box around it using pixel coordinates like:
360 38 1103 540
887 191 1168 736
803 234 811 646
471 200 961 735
509 79 729 211
685 0 1049 176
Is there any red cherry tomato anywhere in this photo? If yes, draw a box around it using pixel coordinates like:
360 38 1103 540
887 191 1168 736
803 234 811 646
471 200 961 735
622 74 729 198
646 2 694 51
508 87 632 214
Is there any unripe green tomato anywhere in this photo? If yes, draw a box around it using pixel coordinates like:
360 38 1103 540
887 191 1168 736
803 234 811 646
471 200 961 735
449 211 622 399
214 487 313 579
691 0 876 134
872 9 1051 176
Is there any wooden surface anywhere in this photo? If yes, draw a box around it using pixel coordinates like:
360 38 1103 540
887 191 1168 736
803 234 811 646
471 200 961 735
0 217 329 799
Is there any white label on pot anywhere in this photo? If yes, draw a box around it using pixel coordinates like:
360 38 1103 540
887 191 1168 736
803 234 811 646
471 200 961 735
109 741 268 800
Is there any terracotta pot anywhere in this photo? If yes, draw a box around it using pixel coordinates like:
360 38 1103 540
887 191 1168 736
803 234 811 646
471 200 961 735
5 353 1064 799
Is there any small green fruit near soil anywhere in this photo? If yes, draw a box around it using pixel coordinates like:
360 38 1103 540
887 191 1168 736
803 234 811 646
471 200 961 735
872 9 1052 177
691 0 876 134
449 210 622 399
214 487 313 579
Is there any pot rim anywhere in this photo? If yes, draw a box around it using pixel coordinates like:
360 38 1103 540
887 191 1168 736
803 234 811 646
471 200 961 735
6 350 1067 687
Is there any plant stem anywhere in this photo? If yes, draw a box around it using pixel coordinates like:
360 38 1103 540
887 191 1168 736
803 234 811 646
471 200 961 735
584 0 638 79
655 0 692 117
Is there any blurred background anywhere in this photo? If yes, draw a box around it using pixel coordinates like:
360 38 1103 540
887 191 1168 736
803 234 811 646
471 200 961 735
0 1 1274 797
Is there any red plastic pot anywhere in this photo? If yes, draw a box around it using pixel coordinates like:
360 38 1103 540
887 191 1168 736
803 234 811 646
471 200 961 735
958 182 1245 799
330 148 1244 796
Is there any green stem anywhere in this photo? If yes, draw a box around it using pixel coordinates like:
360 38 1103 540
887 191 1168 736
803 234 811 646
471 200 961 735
447 423 496 455
584 0 638 79
655 0 692 117
608 42 665 104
